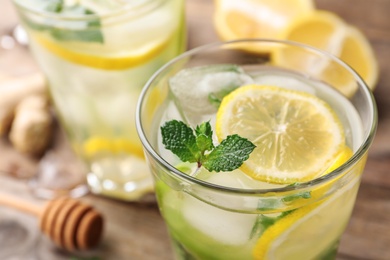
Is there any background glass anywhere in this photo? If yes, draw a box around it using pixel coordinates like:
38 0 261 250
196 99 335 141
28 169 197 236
12 0 186 201
136 40 377 259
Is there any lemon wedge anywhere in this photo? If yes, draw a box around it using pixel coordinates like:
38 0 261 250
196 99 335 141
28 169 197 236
83 136 144 159
216 84 345 184
214 0 314 41
274 10 378 93
32 33 169 70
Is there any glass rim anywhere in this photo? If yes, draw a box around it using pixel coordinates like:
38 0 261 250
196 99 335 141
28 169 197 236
12 0 166 22
136 39 378 195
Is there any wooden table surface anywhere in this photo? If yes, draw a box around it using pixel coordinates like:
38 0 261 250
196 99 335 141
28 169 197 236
0 0 389 259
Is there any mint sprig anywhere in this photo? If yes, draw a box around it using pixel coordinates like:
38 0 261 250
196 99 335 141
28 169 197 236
48 3 104 43
161 120 256 172
24 0 104 44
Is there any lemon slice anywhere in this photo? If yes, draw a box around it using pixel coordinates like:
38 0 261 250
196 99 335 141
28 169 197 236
253 171 359 259
83 136 144 159
214 0 314 41
215 84 345 184
32 33 169 70
274 10 378 93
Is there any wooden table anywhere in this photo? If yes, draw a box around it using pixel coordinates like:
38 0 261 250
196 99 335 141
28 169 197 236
0 0 389 259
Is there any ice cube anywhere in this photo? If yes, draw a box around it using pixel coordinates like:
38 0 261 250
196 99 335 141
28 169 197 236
182 193 257 245
169 64 253 126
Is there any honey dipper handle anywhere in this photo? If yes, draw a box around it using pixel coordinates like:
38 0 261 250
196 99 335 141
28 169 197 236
0 192 42 216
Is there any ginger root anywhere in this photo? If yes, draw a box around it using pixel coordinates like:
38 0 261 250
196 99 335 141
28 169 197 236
9 94 53 156
0 73 46 135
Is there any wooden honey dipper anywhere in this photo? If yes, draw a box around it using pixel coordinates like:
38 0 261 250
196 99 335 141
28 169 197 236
0 193 104 251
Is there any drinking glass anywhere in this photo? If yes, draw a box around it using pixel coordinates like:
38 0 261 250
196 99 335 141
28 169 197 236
12 0 186 201
136 40 377 259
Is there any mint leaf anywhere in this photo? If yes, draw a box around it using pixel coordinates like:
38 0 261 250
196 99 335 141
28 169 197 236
50 27 103 43
195 122 214 152
161 120 255 173
45 0 63 12
202 134 255 172
24 2 104 44
250 211 294 239
282 183 312 202
282 191 311 203
195 121 213 138
161 120 200 163
50 5 103 43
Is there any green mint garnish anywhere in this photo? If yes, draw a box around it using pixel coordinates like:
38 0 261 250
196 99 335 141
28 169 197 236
48 3 104 43
161 120 256 172
282 191 311 203
202 135 255 172
45 0 63 12
250 211 294 239
24 1 104 44
282 183 312 202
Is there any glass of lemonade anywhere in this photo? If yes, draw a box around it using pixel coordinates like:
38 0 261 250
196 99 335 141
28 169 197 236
136 40 377 259
12 0 186 200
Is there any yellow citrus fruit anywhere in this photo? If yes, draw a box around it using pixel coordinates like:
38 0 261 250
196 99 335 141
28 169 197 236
339 25 379 90
215 84 345 184
83 136 144 159
274 10 378 94
214 0 314 41
322 145 353 176
253 168 359 259
32 33 169 70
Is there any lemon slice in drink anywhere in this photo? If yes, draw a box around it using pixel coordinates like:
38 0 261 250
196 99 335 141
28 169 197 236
215 84 345 184
83 136 144 159
33 33 169 70
253 171 359 259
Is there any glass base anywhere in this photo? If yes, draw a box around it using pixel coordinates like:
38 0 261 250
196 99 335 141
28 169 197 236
86 166 154 202
85 153 154 201
169 234 340 260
